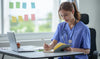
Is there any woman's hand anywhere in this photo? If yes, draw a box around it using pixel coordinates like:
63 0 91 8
64 47 90 54
63 47 73 51
43 40 57 51
43 43 51 51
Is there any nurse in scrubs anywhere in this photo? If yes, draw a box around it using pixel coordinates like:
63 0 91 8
44 2 90 59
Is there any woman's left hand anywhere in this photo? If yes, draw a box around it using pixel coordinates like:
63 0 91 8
63 47 90 54
63 47 73 51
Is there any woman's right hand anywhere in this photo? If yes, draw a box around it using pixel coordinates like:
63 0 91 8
43 40 57 51
43 43 51 51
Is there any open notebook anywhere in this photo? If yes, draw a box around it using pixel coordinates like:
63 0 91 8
44 42 71 53
7 32 43 52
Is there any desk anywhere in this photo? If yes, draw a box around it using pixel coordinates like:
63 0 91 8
0 48 84 59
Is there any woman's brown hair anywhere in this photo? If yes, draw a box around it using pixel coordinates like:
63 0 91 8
58 2 80 20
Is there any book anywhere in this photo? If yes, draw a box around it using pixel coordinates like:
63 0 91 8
44 42 71 53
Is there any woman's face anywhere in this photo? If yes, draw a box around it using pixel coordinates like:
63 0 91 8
59 9 74 23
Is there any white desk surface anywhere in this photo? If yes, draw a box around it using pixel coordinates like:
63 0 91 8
0 47 84 59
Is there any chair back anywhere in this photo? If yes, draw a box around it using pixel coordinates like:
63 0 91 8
80 14 97 59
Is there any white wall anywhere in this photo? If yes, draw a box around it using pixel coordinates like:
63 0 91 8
79 0 100 51
0 0 1 34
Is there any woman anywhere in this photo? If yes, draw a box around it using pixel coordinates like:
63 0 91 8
44 2 90 59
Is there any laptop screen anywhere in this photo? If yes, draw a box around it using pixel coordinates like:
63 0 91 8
7 32 18 51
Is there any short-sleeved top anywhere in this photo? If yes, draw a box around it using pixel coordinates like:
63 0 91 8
51 21 90 59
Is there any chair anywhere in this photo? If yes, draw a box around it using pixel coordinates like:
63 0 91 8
80 14 99 59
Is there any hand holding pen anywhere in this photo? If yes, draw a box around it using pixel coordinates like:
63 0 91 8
42 39 51 51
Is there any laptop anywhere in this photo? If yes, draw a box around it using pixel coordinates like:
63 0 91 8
7 32 40 52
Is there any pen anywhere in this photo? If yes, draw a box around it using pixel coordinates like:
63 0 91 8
41 39 46 44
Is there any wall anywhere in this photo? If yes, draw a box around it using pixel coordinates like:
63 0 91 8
79 0 100 58
0 0 1 33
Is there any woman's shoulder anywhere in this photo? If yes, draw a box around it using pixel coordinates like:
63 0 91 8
77 21 90 31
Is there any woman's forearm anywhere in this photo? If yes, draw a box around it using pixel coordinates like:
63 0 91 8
72 48 90 54
49 40 57 49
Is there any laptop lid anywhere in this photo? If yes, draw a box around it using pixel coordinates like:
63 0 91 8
7 32 18 51
7 32 36 52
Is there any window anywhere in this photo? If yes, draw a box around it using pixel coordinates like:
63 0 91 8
0 0 61 34
0 0 79 34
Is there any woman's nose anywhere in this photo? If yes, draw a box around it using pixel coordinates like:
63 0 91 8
62 16 66 20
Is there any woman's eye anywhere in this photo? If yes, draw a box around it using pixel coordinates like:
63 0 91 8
60 15 63 17
64 14 68 16
60 14 68 17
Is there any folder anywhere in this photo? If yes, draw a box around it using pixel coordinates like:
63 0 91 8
44 42 71 53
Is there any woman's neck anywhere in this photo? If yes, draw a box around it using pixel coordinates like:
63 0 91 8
69 20 79 29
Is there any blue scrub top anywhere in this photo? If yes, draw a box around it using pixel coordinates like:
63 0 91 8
51 21 90 59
